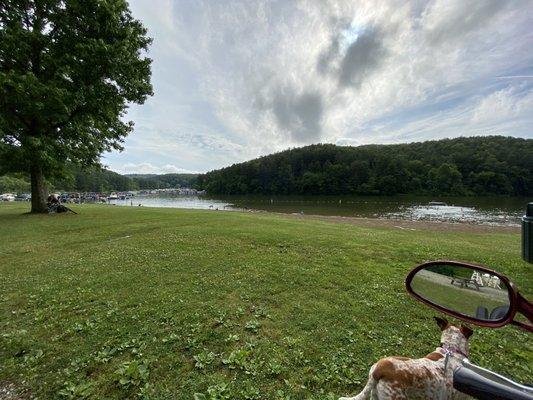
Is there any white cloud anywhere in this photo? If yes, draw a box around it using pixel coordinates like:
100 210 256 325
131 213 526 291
105 0 533 173
116 163 198 175
471 86 533 124
336 137 362 146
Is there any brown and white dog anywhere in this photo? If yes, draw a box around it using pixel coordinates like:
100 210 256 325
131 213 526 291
339 317 473 400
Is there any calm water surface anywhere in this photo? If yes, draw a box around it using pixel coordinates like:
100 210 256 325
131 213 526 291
110 195 530 226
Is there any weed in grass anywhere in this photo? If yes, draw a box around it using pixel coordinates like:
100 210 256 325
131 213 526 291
58 381 93 399
213 312 229 327
222 348 251 370
193 350 217 369
194 382 231 400
225 334 240 343
252 305 271 319
161 333 179 344
113 360 150 388
244 320 261 333
267 359 284 375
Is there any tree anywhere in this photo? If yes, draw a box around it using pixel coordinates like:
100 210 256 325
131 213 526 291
0 174 30 193
429 163 464 195
0 0 152 212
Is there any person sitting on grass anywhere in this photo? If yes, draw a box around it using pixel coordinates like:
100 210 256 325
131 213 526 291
47 194 69 213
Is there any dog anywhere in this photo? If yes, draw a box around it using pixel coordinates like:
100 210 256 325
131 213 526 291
339 317 473 400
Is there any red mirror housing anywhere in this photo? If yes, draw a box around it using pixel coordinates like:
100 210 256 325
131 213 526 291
406 260 533 332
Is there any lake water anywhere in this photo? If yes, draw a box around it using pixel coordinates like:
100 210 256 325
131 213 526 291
110 195 530 227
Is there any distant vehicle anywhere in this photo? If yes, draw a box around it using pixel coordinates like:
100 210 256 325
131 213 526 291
15 194 31 201
108 192 119 200
1 193 16 201
428 201 447 206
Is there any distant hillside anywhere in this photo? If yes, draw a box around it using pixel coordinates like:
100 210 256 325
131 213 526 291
124 173 198 189
197 136 533 196
52 167 138 192
1 169 198 193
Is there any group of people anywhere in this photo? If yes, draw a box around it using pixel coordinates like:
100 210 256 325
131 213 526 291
47 194 73 213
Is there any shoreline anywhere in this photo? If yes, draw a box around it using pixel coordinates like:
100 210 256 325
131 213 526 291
272 211 520 233
107 196 525 232
0 202 521 233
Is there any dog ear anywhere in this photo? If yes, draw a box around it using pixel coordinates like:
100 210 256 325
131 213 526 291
460 325 473 339
434 316 449 331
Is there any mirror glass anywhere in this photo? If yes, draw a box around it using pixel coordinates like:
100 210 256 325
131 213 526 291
410 264 511 321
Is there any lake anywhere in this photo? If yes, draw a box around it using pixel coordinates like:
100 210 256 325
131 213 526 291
109 194 530 226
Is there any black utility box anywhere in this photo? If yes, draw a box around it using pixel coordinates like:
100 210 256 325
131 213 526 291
522 203 533 263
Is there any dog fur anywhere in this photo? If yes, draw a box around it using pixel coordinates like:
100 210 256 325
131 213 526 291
339 317 473 400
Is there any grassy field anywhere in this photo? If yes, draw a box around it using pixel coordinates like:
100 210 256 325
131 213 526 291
411 272 509 318
0 203 531 399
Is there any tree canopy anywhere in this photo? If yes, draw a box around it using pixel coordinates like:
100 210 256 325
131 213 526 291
0 0 152 211
197 136 533 196
124 173 198 190
0 168 199 193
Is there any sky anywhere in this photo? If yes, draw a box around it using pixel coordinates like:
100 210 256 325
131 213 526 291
104 0 533 175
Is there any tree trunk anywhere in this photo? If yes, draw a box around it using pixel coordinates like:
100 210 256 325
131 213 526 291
30 163 48 213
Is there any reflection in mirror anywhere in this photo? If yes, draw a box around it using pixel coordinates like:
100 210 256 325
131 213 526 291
411 264 511 321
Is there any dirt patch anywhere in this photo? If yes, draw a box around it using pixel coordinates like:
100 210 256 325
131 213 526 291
277 213 520 234
0 383 30 400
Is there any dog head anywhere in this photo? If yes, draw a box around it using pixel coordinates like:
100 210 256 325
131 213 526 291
434 316 473 357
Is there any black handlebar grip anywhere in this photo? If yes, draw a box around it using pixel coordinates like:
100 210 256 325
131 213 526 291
453 367 533 400
523 203 533 263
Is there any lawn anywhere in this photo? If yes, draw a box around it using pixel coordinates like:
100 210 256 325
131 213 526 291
411 271 509 319
0 203 531 399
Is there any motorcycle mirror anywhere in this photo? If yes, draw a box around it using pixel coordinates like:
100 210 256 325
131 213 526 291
406 260 533 332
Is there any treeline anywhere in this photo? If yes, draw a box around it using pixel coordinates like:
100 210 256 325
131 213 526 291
54 167 138 192
124 174 198 190
197 136 533 196
0 174 30 193
0 167 198 193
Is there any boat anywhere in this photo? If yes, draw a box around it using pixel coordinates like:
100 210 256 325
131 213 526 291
428 201 447 206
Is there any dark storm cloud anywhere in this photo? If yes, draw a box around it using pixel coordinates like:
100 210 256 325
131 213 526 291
338 29 386 88
271 88 323 143
317 35 340 75
316 17 350 76
316 26 387 89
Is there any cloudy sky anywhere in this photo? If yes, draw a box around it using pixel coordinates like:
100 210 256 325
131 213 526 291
104 0 533 175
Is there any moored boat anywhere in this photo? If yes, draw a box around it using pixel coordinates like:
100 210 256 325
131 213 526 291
428 201 447 206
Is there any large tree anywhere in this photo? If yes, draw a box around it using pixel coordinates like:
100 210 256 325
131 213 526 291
0 0 152 212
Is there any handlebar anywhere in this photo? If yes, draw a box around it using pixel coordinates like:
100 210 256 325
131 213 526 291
454 366 533 400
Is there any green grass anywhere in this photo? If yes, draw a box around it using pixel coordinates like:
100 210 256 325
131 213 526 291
411 274 509 318
0 203 531 399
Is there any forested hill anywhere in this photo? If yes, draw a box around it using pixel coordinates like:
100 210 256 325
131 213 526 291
124 173 197 189
0 168 198 193
197 136 533 196
53 169 197 192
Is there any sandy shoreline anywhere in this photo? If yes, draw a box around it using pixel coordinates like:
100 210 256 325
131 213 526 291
0 202 521 233
273 212 520 233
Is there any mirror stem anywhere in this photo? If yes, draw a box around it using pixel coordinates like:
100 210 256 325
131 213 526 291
511 293 533 332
